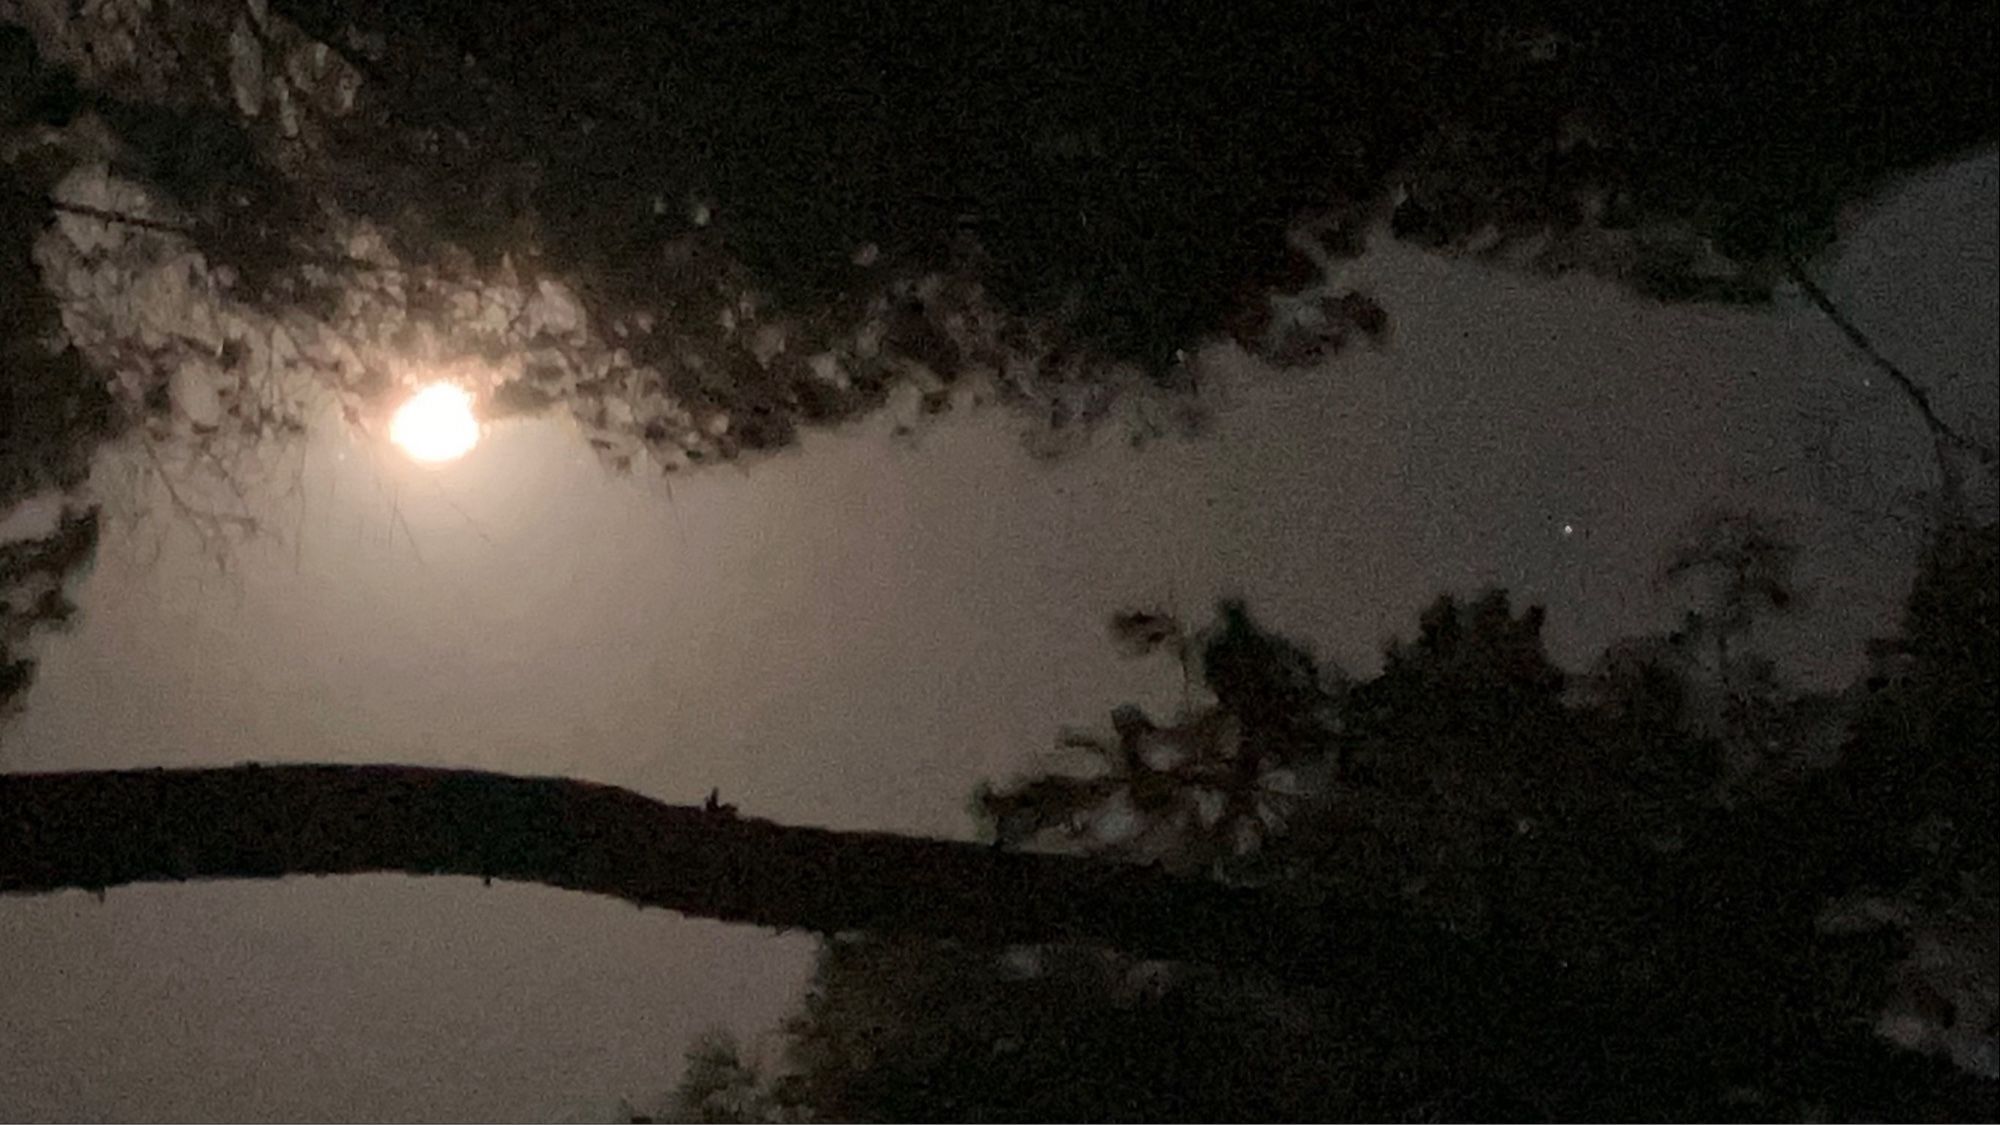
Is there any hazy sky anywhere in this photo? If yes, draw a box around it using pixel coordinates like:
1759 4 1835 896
1 152 1993 1121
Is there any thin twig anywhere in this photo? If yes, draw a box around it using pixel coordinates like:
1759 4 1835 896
139 435 259 535
46 199 199 239
44 197 450 284
1784 255 1995 485
137 431 260 575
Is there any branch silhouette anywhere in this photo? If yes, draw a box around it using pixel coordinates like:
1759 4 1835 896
1 764 1445 986
1785 255 1997 514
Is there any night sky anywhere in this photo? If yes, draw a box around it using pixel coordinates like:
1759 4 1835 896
1 148 1994 1119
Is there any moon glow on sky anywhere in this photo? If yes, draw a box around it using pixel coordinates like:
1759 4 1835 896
390 383 481 464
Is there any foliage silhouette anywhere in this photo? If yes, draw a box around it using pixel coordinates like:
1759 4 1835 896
3 2 1992 707
666 534 1997 1121
0 7 1995 1118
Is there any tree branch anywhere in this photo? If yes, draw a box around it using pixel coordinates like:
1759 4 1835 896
45 198 200 240
0 764 1442 985
1784 255 1995 509
43 197 422 281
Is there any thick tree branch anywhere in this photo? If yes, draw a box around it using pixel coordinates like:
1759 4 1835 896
0 764 1443 985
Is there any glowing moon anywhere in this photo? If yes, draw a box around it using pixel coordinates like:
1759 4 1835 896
390 384 480 464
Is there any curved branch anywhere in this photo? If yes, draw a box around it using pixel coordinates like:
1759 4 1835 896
0 764 1436 984
1784 256 1995 509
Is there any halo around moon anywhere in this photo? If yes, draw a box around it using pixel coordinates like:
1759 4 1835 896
390 384 480 464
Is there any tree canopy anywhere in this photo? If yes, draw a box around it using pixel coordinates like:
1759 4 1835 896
4 0 1991 710
7 0 1995 470
664 527 1998 1121
2 3 1997 1119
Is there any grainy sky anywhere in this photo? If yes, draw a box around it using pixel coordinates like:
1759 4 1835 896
1 152 1993 1121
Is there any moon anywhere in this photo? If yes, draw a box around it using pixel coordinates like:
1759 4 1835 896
390 384 480 464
